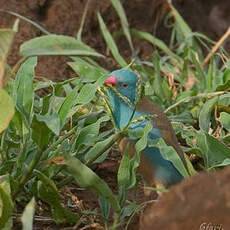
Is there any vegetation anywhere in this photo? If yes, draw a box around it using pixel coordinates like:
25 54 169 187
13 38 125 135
0 1 230 229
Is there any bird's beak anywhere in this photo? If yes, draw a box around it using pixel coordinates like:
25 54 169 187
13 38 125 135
104 76 117 86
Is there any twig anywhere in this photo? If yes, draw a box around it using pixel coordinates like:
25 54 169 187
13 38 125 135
77 0 91 40
13 213 54 222
79 223 104 230
164 91 226 113
202 26 230 68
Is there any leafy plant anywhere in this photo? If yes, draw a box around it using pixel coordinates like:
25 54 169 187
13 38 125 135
0 1 230 229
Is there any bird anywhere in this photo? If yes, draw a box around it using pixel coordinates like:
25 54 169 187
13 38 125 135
104 69 187 193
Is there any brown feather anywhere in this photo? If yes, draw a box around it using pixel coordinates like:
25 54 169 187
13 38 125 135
118 138 156 192
137 96 187 170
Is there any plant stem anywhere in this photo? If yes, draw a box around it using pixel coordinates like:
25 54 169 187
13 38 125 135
77 0 91 40
57 131 123 188
12 126 79 198
164 91 226 113
42 126 79 160
111 212 119 230
86 132 122 167
202 26 230 68
13 148 43 198
56 175 74 189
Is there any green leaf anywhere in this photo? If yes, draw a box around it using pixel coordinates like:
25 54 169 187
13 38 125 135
36 113 60 135
124 122 153 189
184 154 197 175
31 116 51 149
117 144 131 188
206 57 215 92
170 5 192 38
85 135 114 163
76 74 107 104
0 89 14 134
76 84 97 104
36 170 79 224
120 203 140 220
135 121 152 154
155 138 189 178
66 157 120 212
98 196 110 221
152 52 166 101
191 52 206 90
13 57 37 125
0 28 15 84
199 97 218 132
21 197 36 230
223 69 230 82
205 134 230 162
20 34 104 58
58 85 80 128
130 29 180 60
219 112 230 131
0 29 15 60
97 13 127 67
197 132 230 168
58 76 107 128
218 93 230 106
209 158 230 169
110 0 133 51
68 61 108 82
0 175 14 229
170 5 202 55
75 116 110 149
216 79 230 91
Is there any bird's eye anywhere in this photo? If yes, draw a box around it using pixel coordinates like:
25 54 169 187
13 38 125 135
122 83 129 88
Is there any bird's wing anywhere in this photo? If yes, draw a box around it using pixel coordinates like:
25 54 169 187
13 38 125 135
118 137 156 187
137 96 187 169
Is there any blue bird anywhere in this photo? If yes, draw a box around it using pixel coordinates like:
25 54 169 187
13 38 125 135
104 69 187 192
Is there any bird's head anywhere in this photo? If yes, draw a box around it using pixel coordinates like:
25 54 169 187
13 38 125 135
104 69 138 105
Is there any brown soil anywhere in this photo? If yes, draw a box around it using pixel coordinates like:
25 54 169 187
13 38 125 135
1 0 230 80
140 166 230 230
1 0 230 229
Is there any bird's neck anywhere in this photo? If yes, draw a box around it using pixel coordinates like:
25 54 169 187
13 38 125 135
108 91 146 129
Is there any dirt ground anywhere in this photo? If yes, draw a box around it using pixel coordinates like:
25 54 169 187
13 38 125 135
140 167 230 230
1 0 230 81
1 0 230 229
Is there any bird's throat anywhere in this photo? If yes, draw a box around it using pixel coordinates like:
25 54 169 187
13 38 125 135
114 99 133 129
108 90 146 129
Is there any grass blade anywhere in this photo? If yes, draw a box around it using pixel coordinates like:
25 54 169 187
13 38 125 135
20 35 104 58
191 52 206 90
13 57 37 125
130 29 180 61
66 157 120 212
97 12 127 67
68 60 108 82
21 197 36 230
0 10 50 35
110 0 134 52
199 97 218 133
